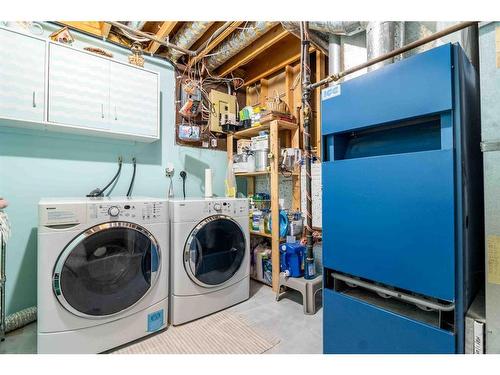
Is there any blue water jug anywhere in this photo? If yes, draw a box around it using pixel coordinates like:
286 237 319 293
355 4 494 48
280 242 305 278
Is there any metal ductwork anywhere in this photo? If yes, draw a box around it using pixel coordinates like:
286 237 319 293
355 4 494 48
404 22 478 69
115 21 150 43
283 21 368 78
125 21 146 31
204 21 278 71
309 21 367 36
328 35 341 84
366 21 396 71
169 21 214 61
281 21 367 37
393 21 406 62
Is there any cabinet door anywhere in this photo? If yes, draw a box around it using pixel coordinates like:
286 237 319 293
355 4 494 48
109 62 159 138
48 44 110 131
0 28 46 122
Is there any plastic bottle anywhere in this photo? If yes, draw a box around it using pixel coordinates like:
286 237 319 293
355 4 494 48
252 209 262 232
263 210 271 234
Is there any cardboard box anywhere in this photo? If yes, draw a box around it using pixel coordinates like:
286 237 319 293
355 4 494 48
251 134 269 151
236 139 252 155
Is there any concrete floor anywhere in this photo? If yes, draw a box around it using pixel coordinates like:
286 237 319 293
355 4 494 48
0 280 322 354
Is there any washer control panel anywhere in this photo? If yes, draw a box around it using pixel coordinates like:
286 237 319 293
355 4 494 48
88 201 167 223
203 200 247 216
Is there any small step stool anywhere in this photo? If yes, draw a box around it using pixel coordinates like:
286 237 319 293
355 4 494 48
275 273 323 315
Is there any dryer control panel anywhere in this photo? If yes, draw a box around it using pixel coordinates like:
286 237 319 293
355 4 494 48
88 201 167 223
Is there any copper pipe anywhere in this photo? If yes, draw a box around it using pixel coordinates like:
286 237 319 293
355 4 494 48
309 21 478 90
301 22 315 266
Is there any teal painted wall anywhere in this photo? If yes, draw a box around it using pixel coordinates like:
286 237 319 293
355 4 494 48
0 24 227 315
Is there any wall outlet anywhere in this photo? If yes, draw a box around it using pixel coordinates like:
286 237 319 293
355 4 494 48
165 163 174 177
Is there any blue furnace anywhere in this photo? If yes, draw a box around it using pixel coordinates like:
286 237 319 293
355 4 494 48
321 44 484 354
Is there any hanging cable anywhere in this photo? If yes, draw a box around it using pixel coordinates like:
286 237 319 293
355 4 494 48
180 171 187 199
126 157 137 198
87 157 122 197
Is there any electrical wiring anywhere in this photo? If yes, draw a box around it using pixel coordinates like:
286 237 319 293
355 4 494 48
113 24 155 43
171 24 249 148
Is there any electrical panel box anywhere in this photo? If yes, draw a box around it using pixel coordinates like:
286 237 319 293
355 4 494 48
209 90 237 133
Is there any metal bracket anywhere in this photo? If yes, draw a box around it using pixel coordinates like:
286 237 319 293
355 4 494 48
481 141 500 152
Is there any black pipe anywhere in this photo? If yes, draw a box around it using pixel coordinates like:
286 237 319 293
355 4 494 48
180 171 187 199
126 157 136 197
87 157 122 197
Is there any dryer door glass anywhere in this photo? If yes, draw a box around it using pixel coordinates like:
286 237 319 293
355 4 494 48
54 223 159 317
186 217 246 286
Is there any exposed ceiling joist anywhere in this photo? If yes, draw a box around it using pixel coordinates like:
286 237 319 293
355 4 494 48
59 21 131 47
214 25 290 78
191 21 243 65
241 37 315 87
60 21 103 37
147 21 178 53
100 22 112 38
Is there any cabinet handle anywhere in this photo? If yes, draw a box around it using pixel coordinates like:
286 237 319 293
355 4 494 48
114 105 117 121
101 104 104 119
32 91 36 108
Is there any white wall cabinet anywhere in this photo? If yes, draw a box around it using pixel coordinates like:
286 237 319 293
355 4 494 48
48 44 111 131
48 43 160 140
110 62 159 138
0 27 46 123
0 27 160 142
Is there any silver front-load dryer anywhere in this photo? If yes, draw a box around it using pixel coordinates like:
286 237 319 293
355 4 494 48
169 198 250 325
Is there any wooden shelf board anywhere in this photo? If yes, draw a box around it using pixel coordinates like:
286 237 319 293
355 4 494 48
235 171 270 177
249 231 287 243
234 120 298 139
235 171 299 178
250 230 272 238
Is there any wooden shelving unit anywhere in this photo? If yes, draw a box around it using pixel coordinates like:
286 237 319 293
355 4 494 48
227 119 301 291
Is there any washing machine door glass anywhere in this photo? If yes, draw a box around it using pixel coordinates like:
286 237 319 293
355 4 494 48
53 222 160 318
185 215 246 287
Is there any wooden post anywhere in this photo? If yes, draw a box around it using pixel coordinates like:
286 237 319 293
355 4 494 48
227 133 234 162
285 65 294 115
260 79 269 107
270 120 280 291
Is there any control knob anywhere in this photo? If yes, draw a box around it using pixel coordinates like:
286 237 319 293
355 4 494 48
108 206 120 217
213 203 222 211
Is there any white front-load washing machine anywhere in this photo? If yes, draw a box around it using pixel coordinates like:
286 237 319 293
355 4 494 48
169 198 249 325
37 197 168 354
